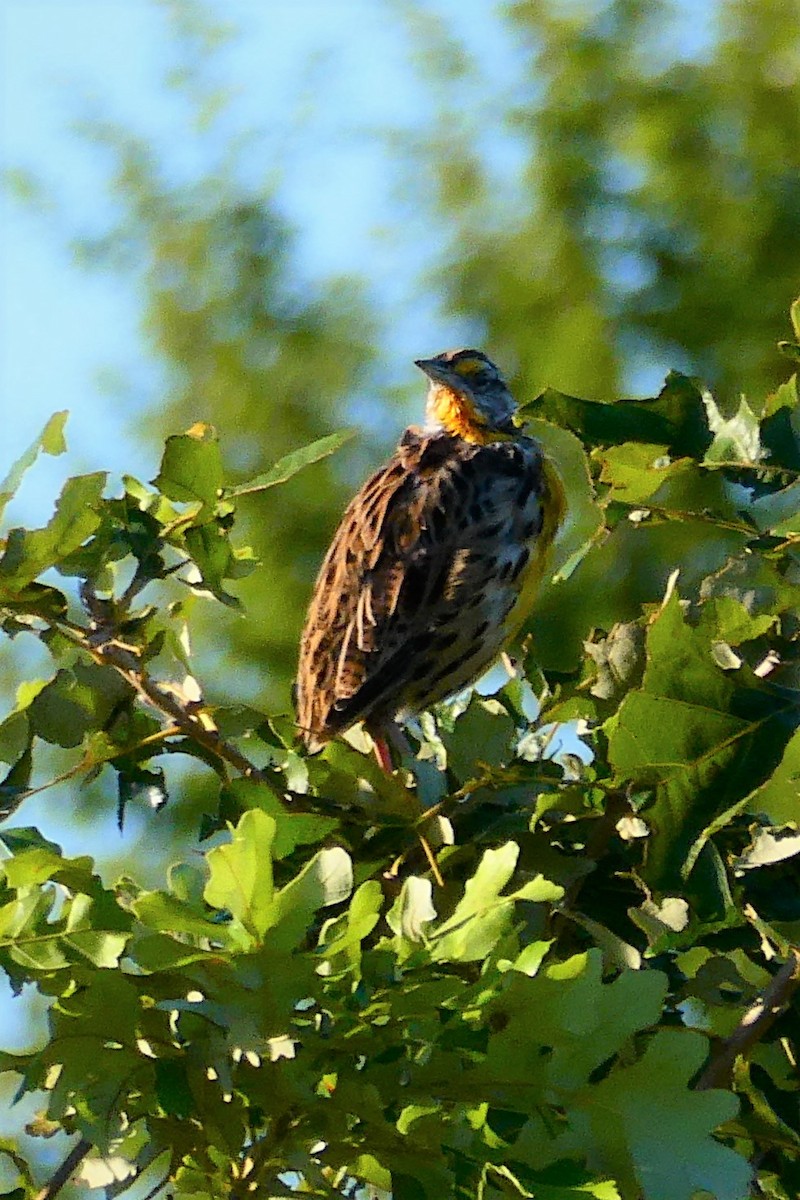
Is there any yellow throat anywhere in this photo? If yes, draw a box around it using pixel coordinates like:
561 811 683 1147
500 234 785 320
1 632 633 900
429 385 514 445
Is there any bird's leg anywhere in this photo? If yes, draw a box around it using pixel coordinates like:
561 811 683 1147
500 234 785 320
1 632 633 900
368 720 444 888
371 733 394 774
368 720 412 773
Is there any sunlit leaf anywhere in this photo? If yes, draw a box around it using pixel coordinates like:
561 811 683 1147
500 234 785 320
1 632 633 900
227 428 355 496
0 473 106 591
154 424 223 510
570 1030 752 1200
203 808 276 939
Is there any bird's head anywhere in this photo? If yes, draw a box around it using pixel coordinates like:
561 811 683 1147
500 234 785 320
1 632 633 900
415 348 517 444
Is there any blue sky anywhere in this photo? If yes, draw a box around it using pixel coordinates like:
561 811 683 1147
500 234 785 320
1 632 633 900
1 0 516 525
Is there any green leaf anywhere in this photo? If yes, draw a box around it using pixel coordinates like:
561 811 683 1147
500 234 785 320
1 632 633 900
570 1029 751 1200
741 728 800 825
387 876 438 946
0 411 67 523
203 808 276 939
600 444 738 518
227 428 355 496
428 843 562 962
222 778 339 858
763 374 800 417
605 593 768 886
155 1060 194 1119
269 845 353 952
28 665 131 749
0 472 107 591
752 479 800 534
154 424 223 510
529 519 749 673
62 928 129 968
790 296 800 342
3 845 95 889
0 581 68 620
132 890 227 941
318 878 383 971
523 373 711 458
442 696 516 780
184 523 242 607
696 595 776 646
479 1163 621 1199
0 746 33 819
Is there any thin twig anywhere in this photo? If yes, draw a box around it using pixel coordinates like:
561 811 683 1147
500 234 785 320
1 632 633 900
57 622 280 793
34 1137 92 1200
696 947 800 1091
9 726 184 807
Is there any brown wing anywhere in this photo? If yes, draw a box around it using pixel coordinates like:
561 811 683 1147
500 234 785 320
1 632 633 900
295 430 544 748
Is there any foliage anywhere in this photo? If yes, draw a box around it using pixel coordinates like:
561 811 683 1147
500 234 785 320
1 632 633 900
2 308 800 1199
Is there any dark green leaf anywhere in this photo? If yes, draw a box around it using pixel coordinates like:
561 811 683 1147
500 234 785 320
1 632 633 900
522 373 711 457
28 665 131 749
184 523 242 607
0 747 33 819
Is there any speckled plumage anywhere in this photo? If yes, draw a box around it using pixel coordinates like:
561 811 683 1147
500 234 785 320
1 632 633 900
295 350 565 752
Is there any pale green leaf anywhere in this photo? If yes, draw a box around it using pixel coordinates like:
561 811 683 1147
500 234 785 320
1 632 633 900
203 809 276 939
0 411 68 523
703 392 762 464
227 428 355 497
570 1029 751 1200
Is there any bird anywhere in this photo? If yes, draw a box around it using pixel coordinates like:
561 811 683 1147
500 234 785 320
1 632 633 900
295 348 566 770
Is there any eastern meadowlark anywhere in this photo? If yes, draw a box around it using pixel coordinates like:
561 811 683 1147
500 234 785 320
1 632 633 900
296 349 565 766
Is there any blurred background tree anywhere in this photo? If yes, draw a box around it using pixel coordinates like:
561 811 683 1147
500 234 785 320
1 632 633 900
399 0 800 402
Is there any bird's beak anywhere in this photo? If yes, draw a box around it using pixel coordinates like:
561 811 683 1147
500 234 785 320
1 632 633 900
414 357 451 385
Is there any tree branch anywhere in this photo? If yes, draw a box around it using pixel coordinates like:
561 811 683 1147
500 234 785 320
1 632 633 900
696 946 800 1091
58 620 281 793
34 1137 92 1200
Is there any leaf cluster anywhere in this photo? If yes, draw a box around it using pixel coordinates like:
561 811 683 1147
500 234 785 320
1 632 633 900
2 315 800 1198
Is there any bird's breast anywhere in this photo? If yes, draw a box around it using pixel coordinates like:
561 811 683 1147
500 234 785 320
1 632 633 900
500 452 565 640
